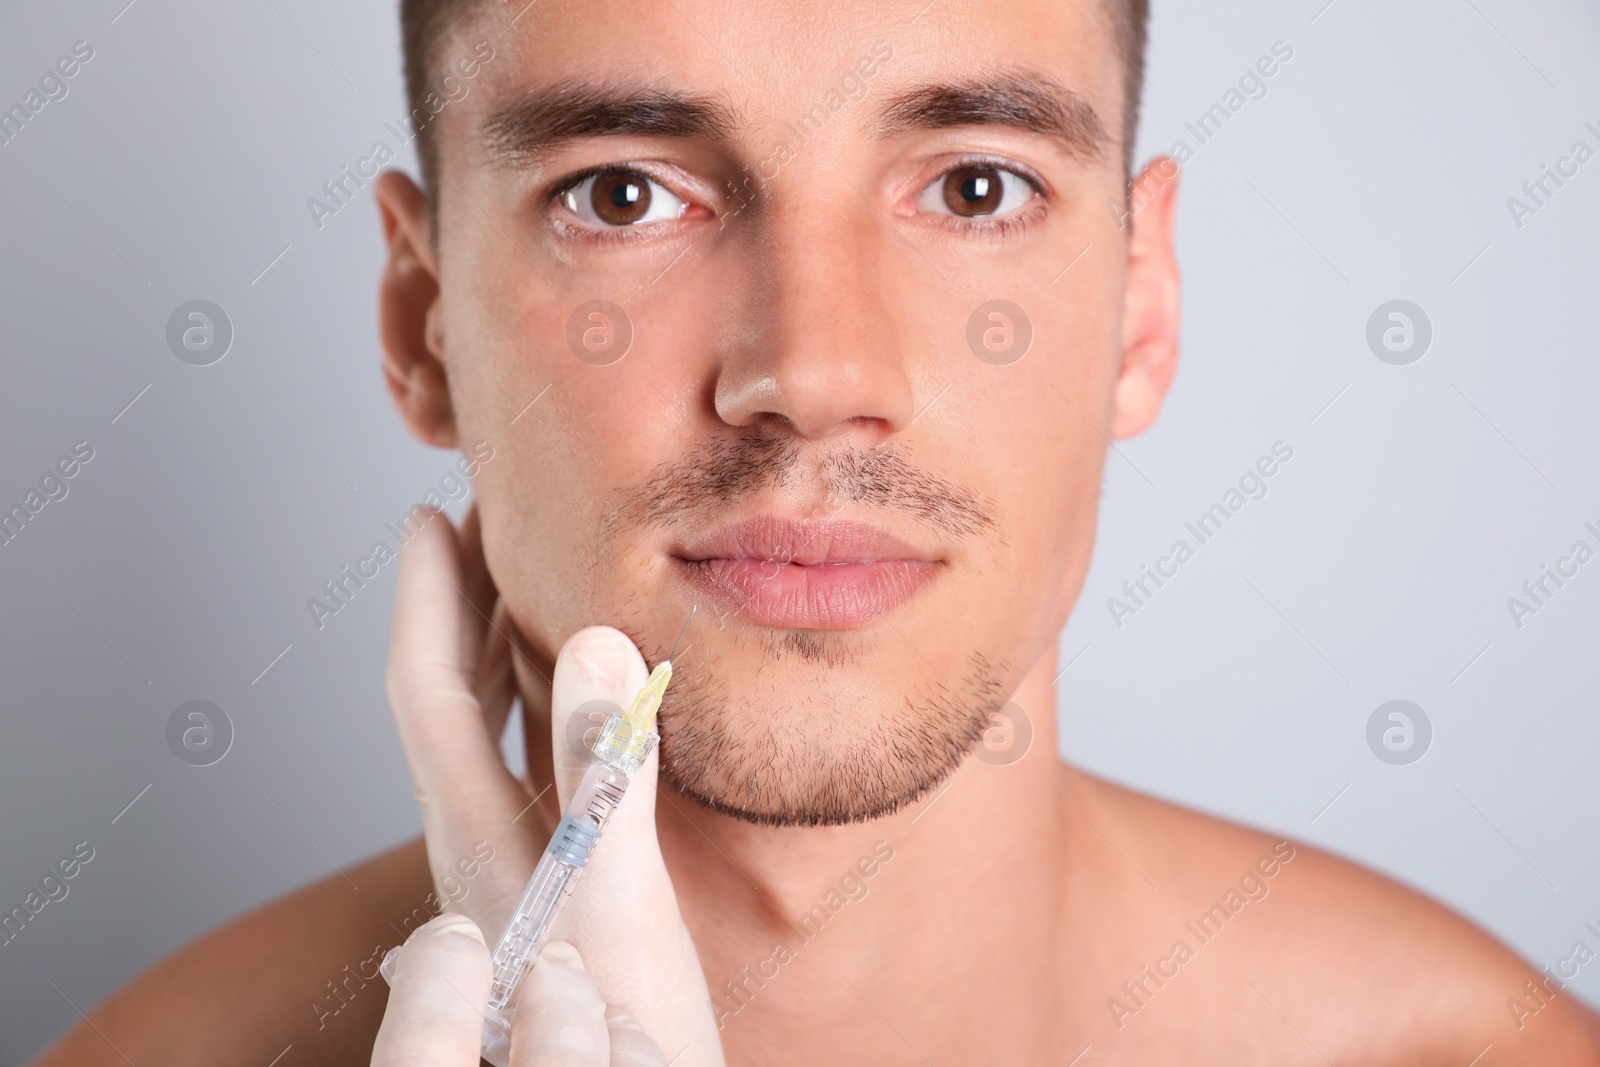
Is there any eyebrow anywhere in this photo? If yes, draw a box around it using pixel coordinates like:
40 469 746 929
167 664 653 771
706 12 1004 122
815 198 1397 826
478 71 1109 166
481 82 740 163
872 72 1109 162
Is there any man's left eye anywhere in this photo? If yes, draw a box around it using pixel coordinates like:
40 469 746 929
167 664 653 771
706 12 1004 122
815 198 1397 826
917 165 1036 218
560 169 688 227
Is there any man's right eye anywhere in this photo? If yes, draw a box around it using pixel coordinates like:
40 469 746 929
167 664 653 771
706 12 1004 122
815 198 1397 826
559 169 688 227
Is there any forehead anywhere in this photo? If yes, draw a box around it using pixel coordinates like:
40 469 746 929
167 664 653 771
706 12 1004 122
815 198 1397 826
445 0 1123 154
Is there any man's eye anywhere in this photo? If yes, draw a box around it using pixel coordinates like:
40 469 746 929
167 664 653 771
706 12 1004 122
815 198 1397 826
918 165 1036 218
560 169 687 227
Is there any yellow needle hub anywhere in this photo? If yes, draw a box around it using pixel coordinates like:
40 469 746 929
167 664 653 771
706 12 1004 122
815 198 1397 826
594 660 672 772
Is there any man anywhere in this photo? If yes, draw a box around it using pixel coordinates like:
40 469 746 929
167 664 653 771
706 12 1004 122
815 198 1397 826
35 0 1600 1063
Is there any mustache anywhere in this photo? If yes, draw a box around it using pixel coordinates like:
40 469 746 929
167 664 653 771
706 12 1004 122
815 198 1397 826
615 432 995 537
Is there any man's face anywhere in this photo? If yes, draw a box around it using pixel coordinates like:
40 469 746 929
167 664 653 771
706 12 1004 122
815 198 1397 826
390 0 1176 825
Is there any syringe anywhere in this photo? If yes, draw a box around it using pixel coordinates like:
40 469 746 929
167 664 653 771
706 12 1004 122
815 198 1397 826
477 651 674 1064
381 612 691 1067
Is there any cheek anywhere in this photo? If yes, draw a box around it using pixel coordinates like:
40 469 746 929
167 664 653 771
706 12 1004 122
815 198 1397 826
962 290 1118 622
987 411 1105 634
462 276 731 647
473 385 647 630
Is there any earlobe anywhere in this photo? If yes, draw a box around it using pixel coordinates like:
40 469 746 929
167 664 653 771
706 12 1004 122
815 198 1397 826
1111 156 1182 439
375 170 458 448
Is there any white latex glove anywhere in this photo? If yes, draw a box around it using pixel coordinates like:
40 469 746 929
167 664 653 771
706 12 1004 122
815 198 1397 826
371 913 668 1066
385 508 723 1065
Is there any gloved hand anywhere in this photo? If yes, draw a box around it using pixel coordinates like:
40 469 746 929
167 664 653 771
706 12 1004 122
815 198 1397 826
383 507 723 1065
371 913 670 1066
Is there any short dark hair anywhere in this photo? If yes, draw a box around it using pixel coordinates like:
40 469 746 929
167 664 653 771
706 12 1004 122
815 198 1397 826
1107 0 1151 173
400 0 1151 211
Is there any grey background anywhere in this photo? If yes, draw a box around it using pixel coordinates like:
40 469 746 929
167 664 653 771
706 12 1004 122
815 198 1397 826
1 0 1596 1061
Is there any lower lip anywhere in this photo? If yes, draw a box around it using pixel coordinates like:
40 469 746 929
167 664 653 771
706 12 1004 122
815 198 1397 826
676 557 939 629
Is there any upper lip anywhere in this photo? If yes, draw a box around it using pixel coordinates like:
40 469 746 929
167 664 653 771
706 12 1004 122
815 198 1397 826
675 516 936 566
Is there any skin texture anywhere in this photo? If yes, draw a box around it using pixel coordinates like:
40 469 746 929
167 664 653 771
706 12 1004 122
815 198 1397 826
32 0 1600 1064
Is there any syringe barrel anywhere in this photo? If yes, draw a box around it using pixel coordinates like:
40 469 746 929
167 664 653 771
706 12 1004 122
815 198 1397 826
484 843 581 1012
480 759 632 1064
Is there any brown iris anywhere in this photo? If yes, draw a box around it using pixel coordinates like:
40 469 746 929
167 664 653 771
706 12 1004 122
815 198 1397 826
942 166 1004 216
592 170 651 225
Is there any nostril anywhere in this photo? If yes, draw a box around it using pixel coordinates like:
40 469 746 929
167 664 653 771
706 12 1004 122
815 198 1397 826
711 370 785 428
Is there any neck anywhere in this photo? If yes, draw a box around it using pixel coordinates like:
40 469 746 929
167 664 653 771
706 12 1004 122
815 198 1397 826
516 641 1072 1059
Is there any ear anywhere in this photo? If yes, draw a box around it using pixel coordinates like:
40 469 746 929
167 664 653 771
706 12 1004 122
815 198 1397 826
1110 156 1182 439
375 170 458 448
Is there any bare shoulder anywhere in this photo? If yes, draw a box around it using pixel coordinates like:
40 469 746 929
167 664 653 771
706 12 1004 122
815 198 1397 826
1063 768 1600 1065
30 836 435 1067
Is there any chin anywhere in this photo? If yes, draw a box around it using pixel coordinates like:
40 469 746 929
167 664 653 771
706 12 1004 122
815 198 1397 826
652 641 1011 827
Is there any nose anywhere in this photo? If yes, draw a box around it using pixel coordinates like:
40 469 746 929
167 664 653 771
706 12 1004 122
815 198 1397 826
712 189 916 442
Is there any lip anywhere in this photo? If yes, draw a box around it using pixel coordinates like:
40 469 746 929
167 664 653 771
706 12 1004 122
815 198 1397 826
673 517 941 629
